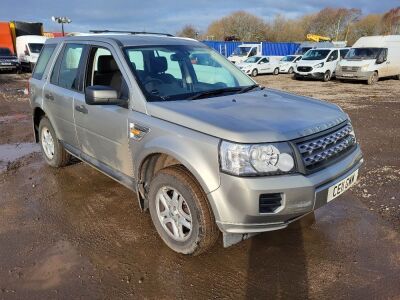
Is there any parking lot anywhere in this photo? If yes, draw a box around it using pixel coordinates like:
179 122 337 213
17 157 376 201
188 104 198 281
1 72 400 299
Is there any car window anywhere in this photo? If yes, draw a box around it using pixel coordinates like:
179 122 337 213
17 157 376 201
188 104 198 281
249 47 257 57
328 50 338 61
340 49 349 59
32 44 56 80
127 50 144 71
58 44 85 91
260 58 269 63
86 46 129 101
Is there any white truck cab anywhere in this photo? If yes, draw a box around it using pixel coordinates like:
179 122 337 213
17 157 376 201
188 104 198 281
228 44 261 64
236 55 280 77
16 35 47 70
336 35 400 85
295 47 349 82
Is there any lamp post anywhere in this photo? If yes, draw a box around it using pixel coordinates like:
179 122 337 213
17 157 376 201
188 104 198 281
51 16 71 36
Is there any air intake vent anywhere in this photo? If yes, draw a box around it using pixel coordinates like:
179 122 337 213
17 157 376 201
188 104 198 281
259 193 282 213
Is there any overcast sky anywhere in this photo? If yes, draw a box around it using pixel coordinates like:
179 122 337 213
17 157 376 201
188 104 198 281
0 0 397 34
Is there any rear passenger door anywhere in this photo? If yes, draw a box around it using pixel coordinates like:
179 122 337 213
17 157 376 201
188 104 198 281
73 43 133 177
42 43 86 149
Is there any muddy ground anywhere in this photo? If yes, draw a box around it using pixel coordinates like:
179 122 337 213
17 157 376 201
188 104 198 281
0 72 399 299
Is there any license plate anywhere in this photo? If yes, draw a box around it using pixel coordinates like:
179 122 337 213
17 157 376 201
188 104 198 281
342 73 354 77
327 169 358 202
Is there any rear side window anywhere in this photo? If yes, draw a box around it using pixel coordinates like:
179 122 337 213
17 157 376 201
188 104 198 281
32 44 56 80
57 44 86 91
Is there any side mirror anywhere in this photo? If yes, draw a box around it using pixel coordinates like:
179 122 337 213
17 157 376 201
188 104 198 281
376 56 386 64
85 85 123 105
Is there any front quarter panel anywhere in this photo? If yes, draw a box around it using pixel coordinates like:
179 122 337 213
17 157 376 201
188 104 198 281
130 111 221 194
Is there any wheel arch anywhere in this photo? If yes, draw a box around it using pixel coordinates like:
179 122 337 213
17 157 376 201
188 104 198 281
33 107 46 142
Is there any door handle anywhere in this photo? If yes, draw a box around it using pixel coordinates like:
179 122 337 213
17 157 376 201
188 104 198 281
75 104 88 114
45 93 54 101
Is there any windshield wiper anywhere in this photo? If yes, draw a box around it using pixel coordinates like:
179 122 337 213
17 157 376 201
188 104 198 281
188 87 242 100
239 84 263 94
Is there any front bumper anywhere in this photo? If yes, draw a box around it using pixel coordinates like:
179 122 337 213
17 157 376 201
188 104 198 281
0 63 19 70
336 69 372 81
295 71 324 79
208 145 363 234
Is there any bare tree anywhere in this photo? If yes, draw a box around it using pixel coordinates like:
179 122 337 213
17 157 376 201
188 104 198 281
382 7 400 34
177 25 199 39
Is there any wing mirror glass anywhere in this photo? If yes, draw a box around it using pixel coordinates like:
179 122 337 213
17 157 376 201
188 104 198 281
85 85 125 105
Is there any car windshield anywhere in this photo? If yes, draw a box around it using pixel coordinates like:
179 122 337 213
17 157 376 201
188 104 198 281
232 47 251 56
302 49 331 60
280 55 296 62
345 48 383 60
124 45 255 101
244 56 261 63
28 43 44 54
296 47 312 55
0 48 12 56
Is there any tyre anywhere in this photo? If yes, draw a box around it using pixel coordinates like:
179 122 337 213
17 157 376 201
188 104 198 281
273 68 279 75
148 165 219 255
367 71 378 85
323 70 331 82
39 117 71 168
294 73 302 80
395 74 400 80
288 67 294 74
251 69 258 77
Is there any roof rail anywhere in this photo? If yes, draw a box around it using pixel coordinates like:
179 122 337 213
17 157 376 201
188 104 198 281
89 30 174 37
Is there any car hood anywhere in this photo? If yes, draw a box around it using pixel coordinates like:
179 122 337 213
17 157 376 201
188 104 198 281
236 63 254 68
297 60 324 67
338 59 376 66
147 89 348 143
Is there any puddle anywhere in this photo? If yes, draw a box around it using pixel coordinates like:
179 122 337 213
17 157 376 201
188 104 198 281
0 143 40 172
0 114 30 124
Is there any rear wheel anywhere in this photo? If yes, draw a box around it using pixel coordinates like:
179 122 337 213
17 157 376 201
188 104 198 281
288 67 294 74
273 68 279 75
367 71 378 85
148 165 219 255
251 69 258 77
39 117 71 168
323 70 331 82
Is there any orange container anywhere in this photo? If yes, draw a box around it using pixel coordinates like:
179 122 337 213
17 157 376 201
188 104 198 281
0 22 15 54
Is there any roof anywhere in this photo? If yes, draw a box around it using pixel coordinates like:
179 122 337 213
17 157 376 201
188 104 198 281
46 34 201 47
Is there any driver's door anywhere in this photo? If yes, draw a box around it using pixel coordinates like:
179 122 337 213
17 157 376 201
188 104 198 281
258 57 270 74
73 42 133 177
326 50 339 73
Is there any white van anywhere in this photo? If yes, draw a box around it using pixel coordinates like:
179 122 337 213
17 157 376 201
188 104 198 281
236 55 280 76
295 48 349 81
336 35 400 85
16 35 47 71
228 44 261 64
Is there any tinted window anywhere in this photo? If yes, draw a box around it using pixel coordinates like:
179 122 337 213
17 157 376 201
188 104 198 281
340 49 349 59
328 50 338 61
32 44 56 80
58 44 85 91
28 43 44 54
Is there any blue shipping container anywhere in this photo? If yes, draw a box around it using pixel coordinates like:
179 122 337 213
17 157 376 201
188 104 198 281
202 41 300 57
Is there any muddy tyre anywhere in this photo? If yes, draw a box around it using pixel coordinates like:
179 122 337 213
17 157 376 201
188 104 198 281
39 117 71 168
251 69 258 77
367 71 378 85
323 70 331 82
148 165 219 255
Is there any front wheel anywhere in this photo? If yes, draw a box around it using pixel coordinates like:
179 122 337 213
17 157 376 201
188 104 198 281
367 71 378 85
39 117 71 168
148 165 219 255
251 69 258 77
273 68 279 75
288 67 294 74
323 70 331 82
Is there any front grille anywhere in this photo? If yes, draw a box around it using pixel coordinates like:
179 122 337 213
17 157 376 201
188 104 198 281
296 123 356 172
297 66 312 72
259 193 282 213
341 66 360 72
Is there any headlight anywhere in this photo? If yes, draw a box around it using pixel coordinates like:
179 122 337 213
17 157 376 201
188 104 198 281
314 62 324 68
360 64 369 71
219 141 296 176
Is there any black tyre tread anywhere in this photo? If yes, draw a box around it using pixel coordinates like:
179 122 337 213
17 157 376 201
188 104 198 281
39 117 71 168
151 165 219 255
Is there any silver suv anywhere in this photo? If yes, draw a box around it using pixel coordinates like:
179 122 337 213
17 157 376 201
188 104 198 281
29 33 363 255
